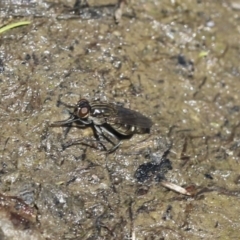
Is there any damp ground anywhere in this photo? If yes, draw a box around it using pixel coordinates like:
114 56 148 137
0 0 240 239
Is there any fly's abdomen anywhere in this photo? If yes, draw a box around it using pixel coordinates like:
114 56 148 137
109 121 150 136
109 122 135 136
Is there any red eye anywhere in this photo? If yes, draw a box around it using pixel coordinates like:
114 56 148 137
75 99 91 118
78 107 89 118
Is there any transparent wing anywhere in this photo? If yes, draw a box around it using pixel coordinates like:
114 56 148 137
113 106 153 128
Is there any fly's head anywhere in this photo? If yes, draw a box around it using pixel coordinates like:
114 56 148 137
74 99 91 120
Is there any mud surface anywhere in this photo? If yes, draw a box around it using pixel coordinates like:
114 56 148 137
1 0 240 239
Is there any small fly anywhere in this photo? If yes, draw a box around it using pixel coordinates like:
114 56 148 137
51 99 153 153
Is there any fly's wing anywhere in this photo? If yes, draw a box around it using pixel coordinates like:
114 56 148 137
112 105 153 129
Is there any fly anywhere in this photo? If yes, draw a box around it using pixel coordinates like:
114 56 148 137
51 99 153 153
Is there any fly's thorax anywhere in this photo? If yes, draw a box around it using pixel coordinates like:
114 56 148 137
90 103 116 117
88 102 116 125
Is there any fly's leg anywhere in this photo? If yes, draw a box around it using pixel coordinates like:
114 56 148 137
61 137 105 151
62 138 85 150
61 124 107 151
100 127 122 153
53 123 107 151
94 125 121 153
92 126 109 151
50 113 87 138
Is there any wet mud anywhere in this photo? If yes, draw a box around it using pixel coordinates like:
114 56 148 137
1 0 240 239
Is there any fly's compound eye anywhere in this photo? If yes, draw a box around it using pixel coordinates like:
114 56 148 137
78 106 90 118
75 99 91 118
